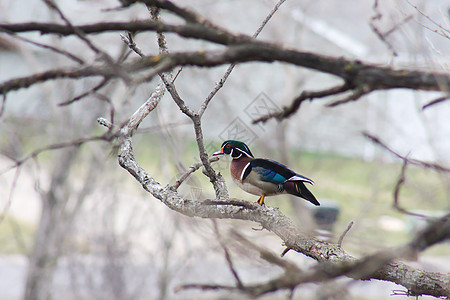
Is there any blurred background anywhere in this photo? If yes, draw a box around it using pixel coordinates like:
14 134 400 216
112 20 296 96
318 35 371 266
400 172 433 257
0 0 449 299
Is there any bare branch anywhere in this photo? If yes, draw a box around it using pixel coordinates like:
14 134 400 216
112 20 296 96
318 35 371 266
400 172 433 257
0 28 84 64
172 157 219 190
212 221 244 289
281 247 292 257
0 20 252 45
198 0 288 117
369 0 400 57
326 85 371 107
160 75 194 118
393 160 427 218
42 0 104 56
422 95 450 110
0 27 448 103
191 115 229 199
151 18 228 199
0 94 6 119
120 32 145 57
97 117 113 129
119 83 165 137
122 0 204 24
253 0 287 38
231 230 300 272
0 167 21 224
1 18 448 98
363 132 450 172
253 83 350 124
407 0 450 40
149 6 169 55
0 135 111 176
178 215 450 297
202 199 258 210
408 213 450 253
0 65 113 95
58 78 109 106
338 221 354 247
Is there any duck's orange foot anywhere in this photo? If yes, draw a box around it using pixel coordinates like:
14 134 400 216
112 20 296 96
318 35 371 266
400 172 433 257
256 194 266 206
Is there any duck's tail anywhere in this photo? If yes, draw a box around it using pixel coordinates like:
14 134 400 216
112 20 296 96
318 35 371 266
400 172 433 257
284 180 320 206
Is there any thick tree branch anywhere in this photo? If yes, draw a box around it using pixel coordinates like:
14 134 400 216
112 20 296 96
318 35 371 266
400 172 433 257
180 213 450 297
2 43 447 99
1 20 448 98
0 64 121 95
0 20 252 46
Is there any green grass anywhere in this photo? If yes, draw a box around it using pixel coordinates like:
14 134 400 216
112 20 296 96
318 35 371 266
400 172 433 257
1 134 448 256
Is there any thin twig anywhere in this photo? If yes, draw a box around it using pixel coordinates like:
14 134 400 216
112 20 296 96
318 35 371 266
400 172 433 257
422 95 449 110
230 230 300 271
175 284 236 293
0 135 111 176
97 117 113 129
0 167 21 224
362 132 450 173
120 32 145 57
253 83 350 124
43 0 130 85
281 247 292 257
0 28 84 64
58 78 109 106
198 0 287 117
338 221 354 247
160 75 194 117
43 0 102 56
369 0 399 57
119 83 165 136
172 157 219 189
212 220 244 288
134 0 202 24
407 0 450 39
253 0 287 38
393 160 427 218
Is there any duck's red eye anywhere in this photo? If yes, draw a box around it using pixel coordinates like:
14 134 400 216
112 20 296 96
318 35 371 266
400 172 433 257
226 144 231 148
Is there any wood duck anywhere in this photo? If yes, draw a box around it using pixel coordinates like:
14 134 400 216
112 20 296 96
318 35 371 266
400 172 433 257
213 140 320 206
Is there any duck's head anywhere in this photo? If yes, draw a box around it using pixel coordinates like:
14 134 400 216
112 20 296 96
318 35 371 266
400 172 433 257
213 140 254 159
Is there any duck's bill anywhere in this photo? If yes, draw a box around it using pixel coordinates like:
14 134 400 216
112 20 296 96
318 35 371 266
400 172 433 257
212 148 224 156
